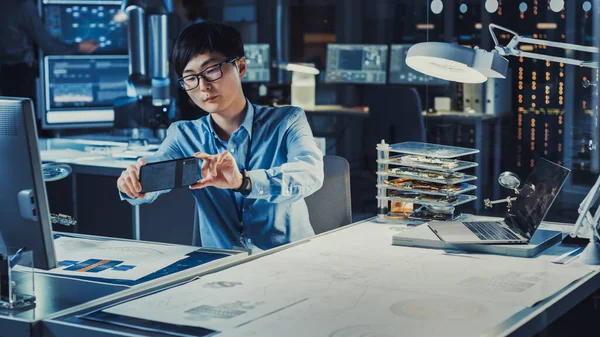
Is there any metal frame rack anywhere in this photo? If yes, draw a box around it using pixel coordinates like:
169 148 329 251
376 141 480 222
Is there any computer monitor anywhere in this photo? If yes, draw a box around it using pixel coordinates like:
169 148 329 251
325 44 388 84
389 44 448 85
242 44 271 83
0 97 57 270
42 55 129 129
44 2 127 54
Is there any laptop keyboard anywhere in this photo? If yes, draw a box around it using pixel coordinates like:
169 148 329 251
463 222 521 241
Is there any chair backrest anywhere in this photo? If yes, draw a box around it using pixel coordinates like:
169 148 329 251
305 155 352 234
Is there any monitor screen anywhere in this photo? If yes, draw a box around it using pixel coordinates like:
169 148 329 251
0 98 57 270
325 44 388 84
243 44 270 83
506 158 570 239
44 3 127 54
44 56 129 126
389 44 449 85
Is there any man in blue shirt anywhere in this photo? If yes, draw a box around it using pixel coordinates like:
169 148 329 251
117 22 324 252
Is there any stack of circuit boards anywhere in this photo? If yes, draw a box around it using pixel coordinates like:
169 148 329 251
376 142 479 221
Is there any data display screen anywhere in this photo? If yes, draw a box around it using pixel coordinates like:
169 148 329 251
44 4 127 54
325 44 388 84
45 56 129 110
242 44 270 83
389 44 448 85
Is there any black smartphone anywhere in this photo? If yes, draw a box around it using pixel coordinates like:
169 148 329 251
139 157 199 193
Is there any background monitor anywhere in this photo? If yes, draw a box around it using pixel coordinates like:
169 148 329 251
389 44 449 85
325 44 388 84
44 3 127 54
0 97 57 270
242 44 271 83
42 55 129 129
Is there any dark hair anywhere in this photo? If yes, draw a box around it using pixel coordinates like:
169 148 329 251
181 0 208 21
173 21 245 77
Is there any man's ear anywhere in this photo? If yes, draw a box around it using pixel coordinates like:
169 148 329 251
236 57 247 79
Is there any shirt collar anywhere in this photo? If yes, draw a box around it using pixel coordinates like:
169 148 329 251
207 98 254 141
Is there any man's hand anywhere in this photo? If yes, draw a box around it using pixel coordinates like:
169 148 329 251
190 152 243 190
117 158 147 199
79 40 99 54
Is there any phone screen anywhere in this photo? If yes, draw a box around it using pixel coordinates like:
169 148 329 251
139 157 199 193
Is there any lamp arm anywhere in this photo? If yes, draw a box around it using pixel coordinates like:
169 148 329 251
488 24 520 48
571 176 600 238
517 37 599 53
517 51 594 67
488 24 599 69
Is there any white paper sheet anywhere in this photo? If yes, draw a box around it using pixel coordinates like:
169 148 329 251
217 288 525 337
39 236 199 280
104 277 309 332
97 221 596 335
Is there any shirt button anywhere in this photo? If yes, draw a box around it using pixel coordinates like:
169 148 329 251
229 148 235 153
259 189 264 195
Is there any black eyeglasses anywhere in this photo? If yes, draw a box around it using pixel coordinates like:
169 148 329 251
178 57 239 91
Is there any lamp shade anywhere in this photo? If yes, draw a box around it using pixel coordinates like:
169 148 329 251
406 42 508 83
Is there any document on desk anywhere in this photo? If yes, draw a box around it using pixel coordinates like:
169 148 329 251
93 221 596 336
101 276 309 332
216 288 525 337
39 236 198 281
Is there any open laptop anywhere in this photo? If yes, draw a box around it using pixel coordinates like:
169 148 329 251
428 158 569 244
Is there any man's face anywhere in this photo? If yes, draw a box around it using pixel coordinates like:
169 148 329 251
181 51 246 114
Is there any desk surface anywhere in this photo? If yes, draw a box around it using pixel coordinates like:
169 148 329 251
0 234 245 337
43 218 599 337
423 111 502 121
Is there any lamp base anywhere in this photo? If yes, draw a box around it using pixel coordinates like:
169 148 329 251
581 241 600 265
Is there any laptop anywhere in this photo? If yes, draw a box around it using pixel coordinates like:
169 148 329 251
428 158 569 244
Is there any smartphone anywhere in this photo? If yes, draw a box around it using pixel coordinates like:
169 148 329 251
139 157 199 193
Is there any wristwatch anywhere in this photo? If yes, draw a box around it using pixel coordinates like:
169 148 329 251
234 169 251 195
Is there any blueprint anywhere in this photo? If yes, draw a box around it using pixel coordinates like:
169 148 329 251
39 236 198 280
103 277 309 332
95 221 595 335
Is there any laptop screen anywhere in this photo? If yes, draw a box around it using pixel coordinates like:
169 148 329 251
505 158 570 238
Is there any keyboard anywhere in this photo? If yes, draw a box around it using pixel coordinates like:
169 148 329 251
463 222 521 241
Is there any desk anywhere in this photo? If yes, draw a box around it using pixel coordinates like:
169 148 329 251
43 218 599 337
0 233 245 337
423 112 505 214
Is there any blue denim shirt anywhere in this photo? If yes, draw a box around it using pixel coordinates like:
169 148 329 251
122 100 324 252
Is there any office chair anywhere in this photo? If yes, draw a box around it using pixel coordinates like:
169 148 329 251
354 86 426 214
305 155 352 234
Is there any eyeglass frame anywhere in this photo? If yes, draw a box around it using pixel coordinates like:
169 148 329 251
177 57 240 91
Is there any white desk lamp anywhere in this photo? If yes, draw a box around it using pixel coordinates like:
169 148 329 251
276 62 320 110
569 177 600 265
406 24 599 84
407 24 600 264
